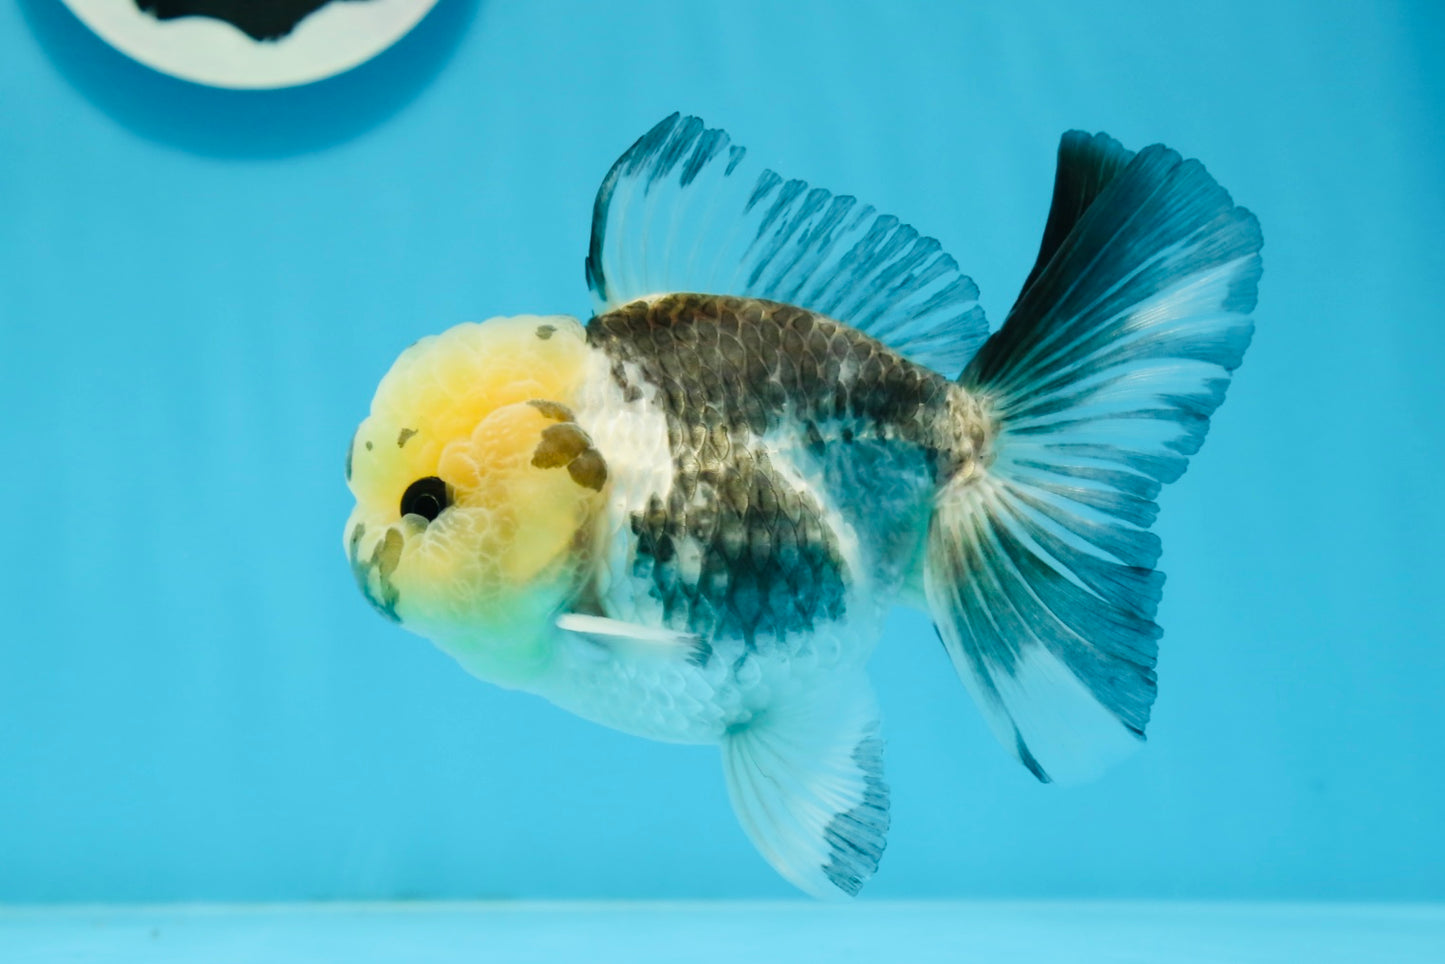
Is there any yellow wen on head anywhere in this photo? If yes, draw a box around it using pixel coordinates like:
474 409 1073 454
343 315 606 687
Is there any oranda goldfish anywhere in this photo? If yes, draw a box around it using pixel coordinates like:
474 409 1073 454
344 114 1262 897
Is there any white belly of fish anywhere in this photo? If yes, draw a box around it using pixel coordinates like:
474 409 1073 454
537 618 876 744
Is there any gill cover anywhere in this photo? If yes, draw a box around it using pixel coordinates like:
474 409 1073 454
344 315 607 687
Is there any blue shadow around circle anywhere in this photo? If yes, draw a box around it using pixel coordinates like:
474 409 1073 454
19 0 481 159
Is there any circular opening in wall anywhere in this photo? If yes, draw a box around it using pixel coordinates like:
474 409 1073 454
60 0 442 89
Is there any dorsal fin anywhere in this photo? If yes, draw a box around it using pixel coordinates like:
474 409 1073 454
1017 130 1137 297
585 113 989 376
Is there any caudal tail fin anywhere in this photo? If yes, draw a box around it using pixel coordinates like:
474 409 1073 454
925 131 1262 785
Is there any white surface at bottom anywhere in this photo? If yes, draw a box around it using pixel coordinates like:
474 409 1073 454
2 901 1441 963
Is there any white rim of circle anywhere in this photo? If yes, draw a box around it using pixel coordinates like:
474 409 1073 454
59 0 442 90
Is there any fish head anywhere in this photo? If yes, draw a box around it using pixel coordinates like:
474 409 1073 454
343 315 606 687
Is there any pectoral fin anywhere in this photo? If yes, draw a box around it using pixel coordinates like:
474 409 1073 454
556 613 711 666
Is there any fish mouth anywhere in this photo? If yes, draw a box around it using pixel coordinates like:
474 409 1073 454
348 522 403 623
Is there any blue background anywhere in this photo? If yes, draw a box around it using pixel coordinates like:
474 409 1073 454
2 0 1442 904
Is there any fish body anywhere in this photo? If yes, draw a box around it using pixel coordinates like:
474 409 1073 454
535 293 984 744
344 116 1263 897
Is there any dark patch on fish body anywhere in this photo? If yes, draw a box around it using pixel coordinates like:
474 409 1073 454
397 427 417 448
527 399 575 422
590 294 956 459
375 528 402 581
533 423 592 468
348 521 401 623
535 324 557 340
531 422 609 492
567 449 608 491
345 429 358 482
367 529 403 621
588 294 961 646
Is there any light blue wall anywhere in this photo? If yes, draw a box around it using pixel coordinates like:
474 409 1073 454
2 0 1442 902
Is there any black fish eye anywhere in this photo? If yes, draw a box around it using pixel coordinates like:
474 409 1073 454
400 476 451 523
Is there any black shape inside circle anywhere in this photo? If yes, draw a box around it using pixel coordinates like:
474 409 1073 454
134 0 376 43
400 476 450 523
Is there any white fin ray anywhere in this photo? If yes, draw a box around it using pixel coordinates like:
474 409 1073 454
585 113 989 376
721 673 889 899
556 613 710 665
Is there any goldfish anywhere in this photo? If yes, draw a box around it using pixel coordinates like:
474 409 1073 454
343 114 1262 898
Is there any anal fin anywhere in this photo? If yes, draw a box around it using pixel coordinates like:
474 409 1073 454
721 673 889 899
